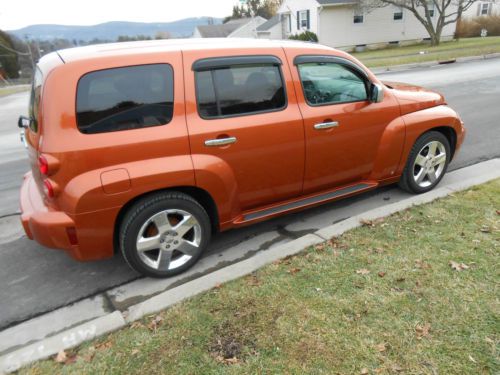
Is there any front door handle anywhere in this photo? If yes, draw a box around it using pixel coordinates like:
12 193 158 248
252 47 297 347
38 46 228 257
204 137 237 147
314 121 339 130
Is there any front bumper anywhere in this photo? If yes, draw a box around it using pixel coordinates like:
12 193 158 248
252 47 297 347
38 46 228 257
20 172 76 253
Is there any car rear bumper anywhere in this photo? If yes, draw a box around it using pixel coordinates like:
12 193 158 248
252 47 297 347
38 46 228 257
20 172 79 256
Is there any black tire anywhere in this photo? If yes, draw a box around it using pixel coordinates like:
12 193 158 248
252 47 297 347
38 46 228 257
399 131 451 194
119 191 211 278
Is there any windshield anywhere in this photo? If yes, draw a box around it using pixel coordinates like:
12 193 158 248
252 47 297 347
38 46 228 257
28 68 43 133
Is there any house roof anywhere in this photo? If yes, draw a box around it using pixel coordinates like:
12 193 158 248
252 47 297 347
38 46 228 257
317 0 358 5
256 15 281 32
195 18 252 38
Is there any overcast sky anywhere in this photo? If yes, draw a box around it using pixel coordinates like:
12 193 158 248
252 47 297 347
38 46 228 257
0 0 241 30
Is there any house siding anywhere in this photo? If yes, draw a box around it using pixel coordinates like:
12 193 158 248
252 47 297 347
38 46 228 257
318 5 457 49
278 0 321 37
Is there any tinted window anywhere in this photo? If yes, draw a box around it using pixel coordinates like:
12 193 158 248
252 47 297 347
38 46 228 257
298 62 368 106
29 68 43 133
76 64 173 134
195 64 286 118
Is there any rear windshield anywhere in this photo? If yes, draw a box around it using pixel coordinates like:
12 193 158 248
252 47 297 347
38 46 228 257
76 64 174 134
28 68 43 133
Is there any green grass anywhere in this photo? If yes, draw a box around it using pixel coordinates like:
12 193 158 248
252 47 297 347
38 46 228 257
0 85 29 97
353 36 500 67
24 180 500 374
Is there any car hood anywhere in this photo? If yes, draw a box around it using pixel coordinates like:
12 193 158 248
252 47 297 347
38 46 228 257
383 81 446 115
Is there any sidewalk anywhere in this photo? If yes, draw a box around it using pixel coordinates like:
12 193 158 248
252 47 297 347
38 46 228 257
1 158 499 373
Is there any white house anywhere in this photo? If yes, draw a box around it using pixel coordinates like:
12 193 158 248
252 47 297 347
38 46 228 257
463 0 500 18
255 15 284 39
277 0 458 49
193 17 267 38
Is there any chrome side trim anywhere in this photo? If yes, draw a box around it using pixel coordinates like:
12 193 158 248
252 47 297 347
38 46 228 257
244 183 372 221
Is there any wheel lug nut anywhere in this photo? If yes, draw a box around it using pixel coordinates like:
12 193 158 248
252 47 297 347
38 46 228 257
166 245 170 249
174 241 179 245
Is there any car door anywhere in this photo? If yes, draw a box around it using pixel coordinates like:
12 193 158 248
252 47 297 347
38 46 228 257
183 49 305 213
285 52 401 195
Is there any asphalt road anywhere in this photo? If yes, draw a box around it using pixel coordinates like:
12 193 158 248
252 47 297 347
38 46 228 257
0 57 499 330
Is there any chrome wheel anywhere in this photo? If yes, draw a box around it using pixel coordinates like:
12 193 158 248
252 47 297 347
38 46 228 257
412 140 447 188
136 209 202 271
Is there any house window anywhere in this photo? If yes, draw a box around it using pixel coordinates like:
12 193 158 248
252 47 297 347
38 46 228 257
425 3 435 17
393 7 403 20
299 10 309 29
481 2 490 15
353 13 364 24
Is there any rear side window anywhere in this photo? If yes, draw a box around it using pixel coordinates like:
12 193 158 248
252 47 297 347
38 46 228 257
29 68 43 133
76 64 173 134
195 64 286 119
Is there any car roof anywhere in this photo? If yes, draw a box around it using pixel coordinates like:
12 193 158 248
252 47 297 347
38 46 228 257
55 38 334 63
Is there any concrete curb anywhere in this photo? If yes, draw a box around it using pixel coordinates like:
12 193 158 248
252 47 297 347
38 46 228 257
0 311 125 374
371 52 500 74
0 159 498 373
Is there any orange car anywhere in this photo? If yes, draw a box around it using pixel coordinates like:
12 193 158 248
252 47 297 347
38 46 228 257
18 39 465 277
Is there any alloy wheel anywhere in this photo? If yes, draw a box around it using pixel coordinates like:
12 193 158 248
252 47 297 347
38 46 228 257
412 140 447 188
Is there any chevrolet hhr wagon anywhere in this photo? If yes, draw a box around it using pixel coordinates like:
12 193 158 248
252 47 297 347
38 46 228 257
19 39 465 278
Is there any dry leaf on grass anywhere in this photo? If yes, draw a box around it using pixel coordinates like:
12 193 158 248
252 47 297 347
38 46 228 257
414 259 432 269
449 261 469 271
378 271 386 278
375 343 386 352
95 340 113 350
415 323 431 339
360 218 385 227
360 368 369 375
287 267 301 275
356 269 370 275
147 315 163 331
54 350 67 363
246 275 261 286
480 226 491 233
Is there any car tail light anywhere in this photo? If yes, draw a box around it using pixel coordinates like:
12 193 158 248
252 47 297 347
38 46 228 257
38 155 49 175
43 179 54 198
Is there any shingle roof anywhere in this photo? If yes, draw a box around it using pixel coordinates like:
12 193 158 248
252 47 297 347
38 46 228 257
195 18 252 38
317 0 358 5
256 15 281 31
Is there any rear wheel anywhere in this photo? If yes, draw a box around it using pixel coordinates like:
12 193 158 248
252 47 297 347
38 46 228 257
399 131 450 194
119 192 211 278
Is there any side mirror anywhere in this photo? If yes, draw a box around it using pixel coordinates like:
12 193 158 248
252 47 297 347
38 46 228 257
370 83 384 103
18 116 30 129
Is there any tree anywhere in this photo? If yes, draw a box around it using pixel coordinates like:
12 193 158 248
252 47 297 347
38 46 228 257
225 0 283 22
359 0 478 45
0 31 21 79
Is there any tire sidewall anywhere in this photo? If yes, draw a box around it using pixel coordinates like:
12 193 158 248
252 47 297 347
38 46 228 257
120 195 211 278
405 131 451 194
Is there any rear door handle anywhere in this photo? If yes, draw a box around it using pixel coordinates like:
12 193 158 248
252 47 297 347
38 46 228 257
314 121 339 130
204 137 237 147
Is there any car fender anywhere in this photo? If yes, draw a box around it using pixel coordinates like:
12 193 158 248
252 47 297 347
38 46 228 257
396 105 463 175
370 116 406 180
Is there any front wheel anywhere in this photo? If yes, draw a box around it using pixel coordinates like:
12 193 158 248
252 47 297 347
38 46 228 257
119 192 211 278
399 131 451 194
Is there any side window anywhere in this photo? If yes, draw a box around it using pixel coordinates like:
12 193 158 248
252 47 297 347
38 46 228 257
76 64 173 134
195 63 286 119
29 68 43 133
297 62 368 106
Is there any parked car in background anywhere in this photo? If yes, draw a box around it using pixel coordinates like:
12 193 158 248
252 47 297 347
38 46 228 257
18 39 465 277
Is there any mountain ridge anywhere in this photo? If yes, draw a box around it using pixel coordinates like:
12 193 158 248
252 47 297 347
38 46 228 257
7 18 223 41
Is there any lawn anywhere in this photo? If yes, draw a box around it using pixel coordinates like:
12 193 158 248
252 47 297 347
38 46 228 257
354 36 500 67
0 85 30 98
23 180 499 374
